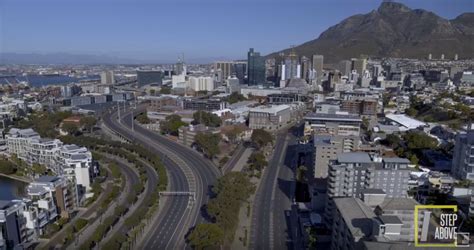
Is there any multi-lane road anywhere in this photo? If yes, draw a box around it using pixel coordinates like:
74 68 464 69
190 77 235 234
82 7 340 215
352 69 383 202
102 105 219 249
250 127 299 250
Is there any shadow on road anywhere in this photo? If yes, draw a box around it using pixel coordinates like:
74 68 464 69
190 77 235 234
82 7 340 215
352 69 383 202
277 178 293 200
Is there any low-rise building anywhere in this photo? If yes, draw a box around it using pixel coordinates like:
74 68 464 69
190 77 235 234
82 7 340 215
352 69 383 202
183 98 227 111
341 99 377 116
178 124 219 147
384 114 426 131
304 112 362 136
248 105 291 130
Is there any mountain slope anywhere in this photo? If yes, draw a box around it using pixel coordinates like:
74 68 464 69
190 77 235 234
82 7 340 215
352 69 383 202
268 2 474 63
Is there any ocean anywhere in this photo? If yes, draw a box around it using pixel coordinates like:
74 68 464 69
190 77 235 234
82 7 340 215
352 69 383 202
0 74 99 87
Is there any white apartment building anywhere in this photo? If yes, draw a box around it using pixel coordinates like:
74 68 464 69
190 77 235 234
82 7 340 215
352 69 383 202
188 76 215 92
452 125 474 181
6 128 94 194
27 176 76 234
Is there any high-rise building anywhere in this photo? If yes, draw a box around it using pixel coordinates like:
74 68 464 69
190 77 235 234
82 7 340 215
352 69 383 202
325 153 411 225
312 55 324 81
233 62 247 84
351 58 367 75
283 51 300 80
247 48 266 86
214 61 234 82
338 60 352 77
301 56 310 81
137 70 163 87
175 61 184 75
100 71 115 84
452 125 474 181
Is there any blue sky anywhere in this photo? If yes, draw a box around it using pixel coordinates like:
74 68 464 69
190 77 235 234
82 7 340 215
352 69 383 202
1 0 472 62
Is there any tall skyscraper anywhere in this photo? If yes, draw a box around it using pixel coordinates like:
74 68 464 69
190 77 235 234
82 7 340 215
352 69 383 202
215 61 234 81
312 55 324 83
175 55 186 75
452 125 474 181
301 56 310 81
100 71 115 84
338 60 352 77
247 48 265 86
233 62 247 84
283 51 300 80
351 58 367 75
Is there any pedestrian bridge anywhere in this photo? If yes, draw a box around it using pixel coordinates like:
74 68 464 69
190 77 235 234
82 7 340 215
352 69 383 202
159 191 196 201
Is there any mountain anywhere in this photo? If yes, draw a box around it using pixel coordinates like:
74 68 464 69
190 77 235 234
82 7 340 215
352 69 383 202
267 2 474 63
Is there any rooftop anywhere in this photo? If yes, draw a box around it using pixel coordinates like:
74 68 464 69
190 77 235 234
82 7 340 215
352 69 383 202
378 215 403 225
383 157 410 164
385 114 426 129
361 189 386 195
337 152 373 164
249 105 290 114
305 112 362 122
334 197 376 238
0 200 13 210
378 197 419 211
35 176 59 183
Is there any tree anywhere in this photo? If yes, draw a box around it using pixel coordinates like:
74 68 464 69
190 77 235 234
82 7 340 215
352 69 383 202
206 172 255 242
0 159 16 174
296 166 308 183
160 114 186 136
194 133 221 159
361 117 370 131
380 134 400 148
405 108 417 117
193 111 221 127
223 126 245 143
32 163 48 175
403 132 438 150
136 113 151 124
226 92 247 104
149 89 156 96
74 218 88 232
409 155 419 166
62 123 79 136
306 227 317 249
80 116 97 133
160 86 171 94
247 151 267 172
187 223 224 250
250 129 273 149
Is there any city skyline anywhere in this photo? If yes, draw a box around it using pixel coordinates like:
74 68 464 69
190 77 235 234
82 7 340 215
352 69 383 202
1 0 472 63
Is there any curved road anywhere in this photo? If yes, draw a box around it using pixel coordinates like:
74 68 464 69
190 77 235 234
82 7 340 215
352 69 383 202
68 155 140 250
102 105 219 248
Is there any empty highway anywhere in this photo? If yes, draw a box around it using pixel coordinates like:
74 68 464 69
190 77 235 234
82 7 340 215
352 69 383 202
102 105 219 248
